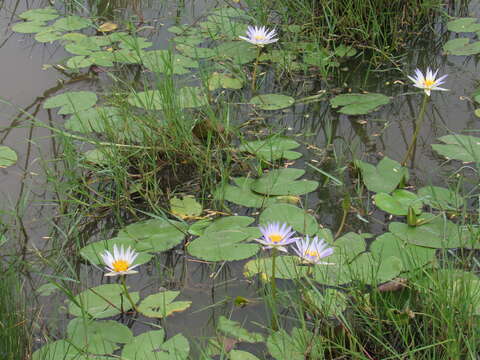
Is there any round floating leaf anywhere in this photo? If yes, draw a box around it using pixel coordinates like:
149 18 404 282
0 146 17 167
188 229 260 261
12 21 47 34
259 203 318 235
329 232 367 264
128 87 207 110
203 215 254 234
418 186 462 210
138 291 191 318
447 18 480 32
66 55 94 69
251 168 319 196
19 7 59 21
250 94 295 110
122 330 190 360
176 44 214 58
32 340 85 360
43 91 97 115
187 219 212 236
79 236 153 266
305 289 347 317
374 189 422 216
170 196 202 219
239 137 301 161
52 15 92 31
217 316 264 343
244 255 307 280
64 106 123 134
213 41 256 64
117 218 187 253
143 50 198 74
267 328 323 360
354 157 408 194
67 318 132 355
443 38 480 56
214 177 275 208
35 30 62 42
68 284 139 318
230 350 261 360
208 72 243 90
432 134 480 162
330 93 390 115
98 22 118 32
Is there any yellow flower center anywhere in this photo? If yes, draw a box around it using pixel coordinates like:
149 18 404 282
268 234 283 243
112 259 129 272
423 79 435 88
254 34 266 41
305 250 319 257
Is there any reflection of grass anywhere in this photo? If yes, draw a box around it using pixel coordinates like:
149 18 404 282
0 266 29 360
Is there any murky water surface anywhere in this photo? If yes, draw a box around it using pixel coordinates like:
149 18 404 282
2 0 480 354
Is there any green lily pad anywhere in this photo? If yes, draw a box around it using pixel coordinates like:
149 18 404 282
214 177 275 208
251 168 319 196
122 330 190 360
187 219 213 236
12 21 47 34
176 44 214 58
66 318 132 355
239 137 301 161
230 351 261 360
68 284 139 318
443 38 480 56
328 232 367 264
213 41 257 64
188 229 260 261
43 91 97 115
304 288 348 317
32 340 87 360
447 18 480 32
373 189 423 216
418 186 463 210
128 87 207 110
330 93 390 115
170 196 202 219
0 146 17 167
355 157 408 193
250 94 295 110
432 134 480 162
217 316 264 343
267 328 323 360
207 72 244 90
35 30 62 42
117 218 187 253
259 203 318 235
19 7 59 21
64 106 122 133
66 55 94 69
143 50 198 74
138 291 191 318
52 15 92 31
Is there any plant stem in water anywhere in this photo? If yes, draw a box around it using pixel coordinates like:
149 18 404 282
402 93 429 166
270 247 279 330
251 46 262 93
121 275 138 312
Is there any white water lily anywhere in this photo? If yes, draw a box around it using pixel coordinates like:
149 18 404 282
256 222 297 252
407 68 448 96
101 244 140 277
293 236 334 265
239 25 278 46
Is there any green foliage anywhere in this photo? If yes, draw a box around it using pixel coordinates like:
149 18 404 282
128 87 208 110
138 291 191 318
239 137 301 161
251 168 319 196
355 157 408 193
170 196 202 219
214 177 276 208
0 146 18 168
432 134 480 162
250 94 295 110
330 93 390 115
122 330 190 360
43 91 97 114
217 316 264 343
447 17 480 32
373 189 422 216
259 203 318 235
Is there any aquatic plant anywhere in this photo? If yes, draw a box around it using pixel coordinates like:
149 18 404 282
292 235 334 264
239 25 278 46
407 68 448 97
101 244 140 276
255 222 297 252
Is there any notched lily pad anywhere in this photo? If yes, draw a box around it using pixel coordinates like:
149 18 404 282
432 134 480 162
443 38 480 56
447 18 480 33
0 146 18 168
355 157 408 194
138 291 191 318
170 196 202 219
330 93 390 115
43 91 98 114
217 316 264 343
250 94 295 110
122 330 190 360
374 189 423 216
239 137 302 161
259 203 318 235
251 168 319 196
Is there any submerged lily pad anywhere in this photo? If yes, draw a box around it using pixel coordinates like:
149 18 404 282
259 203 318 235
217 316 264 343
330 93 390 115
355 157 408 194
138 291 191 318
374 189 422 216
250 94 295 110
0 146 18 168
239 137 302 161
122 330 190 360
43 91 98 115
68 284 139 318
251 168 319 196
432 134 480 162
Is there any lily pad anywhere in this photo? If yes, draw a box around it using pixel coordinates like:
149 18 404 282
418 186 462 210
239 137 302 161
64 106 123 133
250 94 295 111
443 38 480 56
214 177 275 208
0 146 17 167
208 72 244 90
330 93 390 115
217 316 264 343
432 134 480 162
170 196 202 219
117 218 187 253
138 291 191 318
267 328 323 360
329 232 367 264
32 340 87 360
143 50 198 74
188 229 260 261
128 87 208 110
19 7 59 21
259 203 318 235
355 157 408 193
304 288 348 317
43 91 97 115
68 284 139 319
122 330 190 360
230 351 261 360
12 21 47 34
373 189 423 216
251 168 319 196
447 18 480 32
52 15 92 31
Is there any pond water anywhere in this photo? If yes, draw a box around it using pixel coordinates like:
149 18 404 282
2 0 480 358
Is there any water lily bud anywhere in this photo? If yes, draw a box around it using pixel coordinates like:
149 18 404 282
407 205 417 227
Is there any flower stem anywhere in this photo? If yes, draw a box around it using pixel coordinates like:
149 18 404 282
270 247 279 330
402 93 429 166
121 275 138 312
251 46 262 93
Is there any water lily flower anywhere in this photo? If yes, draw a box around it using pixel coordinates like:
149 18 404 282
407 68 448 96
101 244 140 277
239 25 278 46
293 236 334 265
256 222 297 252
